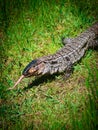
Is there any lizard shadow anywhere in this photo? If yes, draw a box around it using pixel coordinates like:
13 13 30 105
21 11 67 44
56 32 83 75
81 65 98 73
23 73 61 91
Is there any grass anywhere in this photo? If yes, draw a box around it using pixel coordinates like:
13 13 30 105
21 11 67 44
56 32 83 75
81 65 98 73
0 0 98 129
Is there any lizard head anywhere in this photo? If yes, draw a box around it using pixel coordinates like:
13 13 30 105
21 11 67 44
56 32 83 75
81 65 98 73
22 59 45 77
8 59 46 90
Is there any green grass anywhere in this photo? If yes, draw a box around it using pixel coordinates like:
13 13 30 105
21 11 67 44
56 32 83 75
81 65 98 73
0 0 98 129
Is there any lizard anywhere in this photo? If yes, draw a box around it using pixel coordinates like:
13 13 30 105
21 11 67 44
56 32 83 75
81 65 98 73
8 22 98 90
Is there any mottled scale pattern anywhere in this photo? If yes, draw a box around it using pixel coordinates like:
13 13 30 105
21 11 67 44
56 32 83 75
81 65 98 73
38 22 98 75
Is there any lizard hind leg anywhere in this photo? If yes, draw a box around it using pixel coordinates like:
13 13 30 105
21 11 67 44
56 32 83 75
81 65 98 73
62 37 74 46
